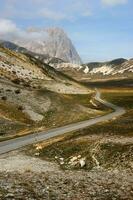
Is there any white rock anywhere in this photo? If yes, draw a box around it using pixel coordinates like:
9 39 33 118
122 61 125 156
36 145 42 150
70 156 78 162
60 158 64 161
84 66 89 74
5 193 14 198
79 158 86 168
34 152 40 156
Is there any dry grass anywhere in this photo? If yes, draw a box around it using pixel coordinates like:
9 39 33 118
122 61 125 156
28 88 133 170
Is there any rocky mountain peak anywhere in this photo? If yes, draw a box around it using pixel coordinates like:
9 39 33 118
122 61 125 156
11 27 82 64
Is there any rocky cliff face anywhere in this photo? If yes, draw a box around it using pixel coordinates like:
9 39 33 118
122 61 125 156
11 27 82 64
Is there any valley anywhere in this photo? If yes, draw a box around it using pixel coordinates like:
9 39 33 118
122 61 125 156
0 86 132 200
0 46 94 142
24 87 133 170
0 38 133 200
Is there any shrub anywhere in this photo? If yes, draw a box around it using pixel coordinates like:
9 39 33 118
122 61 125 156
18 105 24 111
0 132 5 136
12 70 16 74
1 96 7 101
12 78 20 85
6 89 12 92
15 89 21 94
23 82 30 87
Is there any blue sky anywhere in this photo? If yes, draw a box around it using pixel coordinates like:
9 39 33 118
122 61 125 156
0 0 132 62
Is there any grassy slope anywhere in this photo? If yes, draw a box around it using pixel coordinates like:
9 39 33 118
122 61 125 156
36 89 108 128
0 85 108 141
28 88 133 170
0 46 94 141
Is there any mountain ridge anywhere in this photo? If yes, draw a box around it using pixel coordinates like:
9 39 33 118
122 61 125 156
9 27 82 64
0 40 132 82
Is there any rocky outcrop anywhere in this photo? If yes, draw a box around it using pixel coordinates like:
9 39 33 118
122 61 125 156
10 27 82 64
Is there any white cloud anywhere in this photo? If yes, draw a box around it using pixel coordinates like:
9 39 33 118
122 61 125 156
0 0 92 21
39 8 68 21
102 0 128 6
0 19 18 34
0 19 48 41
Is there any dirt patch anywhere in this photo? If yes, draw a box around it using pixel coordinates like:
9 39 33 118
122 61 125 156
0 151 133 200
0 151 59 173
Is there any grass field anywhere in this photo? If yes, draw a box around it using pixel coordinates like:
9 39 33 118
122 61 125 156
28 87 133 171
37 89 108 128
0 87 108 141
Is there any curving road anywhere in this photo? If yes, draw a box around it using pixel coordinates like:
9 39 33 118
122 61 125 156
0 90 125 155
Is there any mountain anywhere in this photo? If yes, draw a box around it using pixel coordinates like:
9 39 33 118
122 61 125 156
83 58 133 78
9 27 82 64
0 44 88 93
0 45 90 126
1 40 132 83
49 58 133 81
0 40 67 66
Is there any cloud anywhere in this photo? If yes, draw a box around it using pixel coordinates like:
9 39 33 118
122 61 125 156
102 0 128 6
0 19 18 35
0 0 92 21
39 8 68 21
0 19 48 41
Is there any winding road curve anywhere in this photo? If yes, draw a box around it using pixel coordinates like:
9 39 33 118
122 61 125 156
0 90 125 155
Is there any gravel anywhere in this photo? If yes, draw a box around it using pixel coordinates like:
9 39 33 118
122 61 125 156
0 151 133 200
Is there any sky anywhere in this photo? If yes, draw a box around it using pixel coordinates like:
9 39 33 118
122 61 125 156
0 0 132 62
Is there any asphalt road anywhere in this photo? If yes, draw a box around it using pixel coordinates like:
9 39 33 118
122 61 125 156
0 90 125 155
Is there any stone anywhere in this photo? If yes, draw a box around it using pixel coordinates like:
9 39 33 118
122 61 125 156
34 152 40 156
79 158 86 168
5 193 14 198
70 156 78 162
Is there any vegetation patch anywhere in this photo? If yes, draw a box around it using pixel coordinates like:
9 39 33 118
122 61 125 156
28 88 133 171
36 90 107 129
0 100 32 124
99 142 133 169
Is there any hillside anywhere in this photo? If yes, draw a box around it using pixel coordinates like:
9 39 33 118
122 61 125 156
0 41 132 200
0 45 89 92
0 46 102 141
2 40 132 84
0 40 52 64
49 58 133 82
